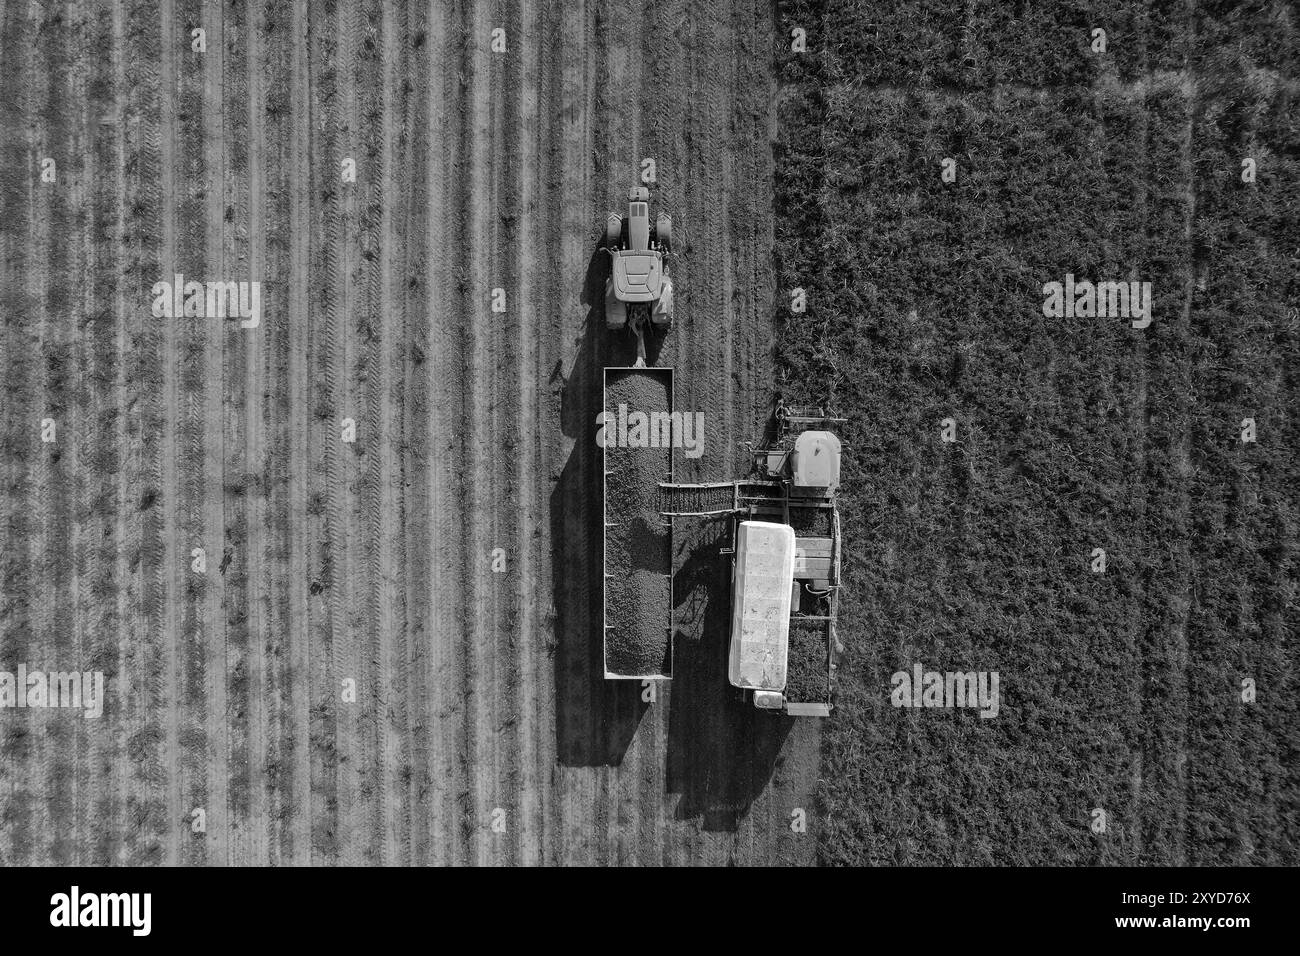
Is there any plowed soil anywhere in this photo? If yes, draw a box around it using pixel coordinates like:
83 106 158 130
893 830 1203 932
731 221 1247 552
0 0 817 866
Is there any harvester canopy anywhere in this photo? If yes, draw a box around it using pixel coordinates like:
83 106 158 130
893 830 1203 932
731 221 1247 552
728 521 796 692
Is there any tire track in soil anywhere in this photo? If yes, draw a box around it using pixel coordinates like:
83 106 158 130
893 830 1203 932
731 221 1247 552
82 0 129 865
177 0 212 868
286 0 312 867
306 0 343 865
55 0 81 865
373 0 406 866
0 0 38 871
399 0 432 867
253 0 299 867
128 0 169 867
224 0 252 868
502 0 536 867
425 0 470 868
32 0 71 866
65 0 96 866
463 0 496 868
157 0 185 867
203 0 231 868
486 0 507 866
256 0 295 868
260 0 291 865
217 0 249 868
13 0 42 864
86 1 119 868
514 0 547 868
354 0 389 865
337 0 364 867
489 0 526 869
104 0 132 866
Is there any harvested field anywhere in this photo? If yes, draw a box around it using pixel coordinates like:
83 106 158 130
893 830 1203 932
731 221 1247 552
0 0 815 867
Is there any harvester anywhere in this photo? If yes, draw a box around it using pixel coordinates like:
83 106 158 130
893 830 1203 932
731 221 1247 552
659 402 846 716
604 186 673 366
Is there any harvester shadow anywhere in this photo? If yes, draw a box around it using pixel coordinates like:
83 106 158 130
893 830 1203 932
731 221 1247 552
666 516 794 832
550 240 649 767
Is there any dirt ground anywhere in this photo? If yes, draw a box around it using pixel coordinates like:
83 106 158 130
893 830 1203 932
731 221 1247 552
0 0 818 865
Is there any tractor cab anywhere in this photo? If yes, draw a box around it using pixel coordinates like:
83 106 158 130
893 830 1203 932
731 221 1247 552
610 252 663 302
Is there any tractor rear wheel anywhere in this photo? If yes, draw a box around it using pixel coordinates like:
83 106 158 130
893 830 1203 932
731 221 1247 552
651 274 673 329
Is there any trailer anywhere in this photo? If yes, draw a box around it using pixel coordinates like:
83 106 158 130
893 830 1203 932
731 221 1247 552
602 366 674 679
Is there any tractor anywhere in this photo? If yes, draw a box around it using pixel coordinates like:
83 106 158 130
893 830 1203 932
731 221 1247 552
604 185 673 365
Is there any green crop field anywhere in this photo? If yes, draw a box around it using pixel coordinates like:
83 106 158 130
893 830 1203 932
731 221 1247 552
774 1 1299 865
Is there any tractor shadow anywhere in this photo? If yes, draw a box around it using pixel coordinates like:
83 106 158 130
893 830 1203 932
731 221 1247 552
665 518 794 833
551 239 652 767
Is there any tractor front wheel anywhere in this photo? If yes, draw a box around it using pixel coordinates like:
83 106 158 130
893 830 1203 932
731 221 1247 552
605 213 622 247
655 212 672 250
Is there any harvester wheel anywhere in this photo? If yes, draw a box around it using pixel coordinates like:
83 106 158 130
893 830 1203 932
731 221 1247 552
656 212 672 250
605 213 622 247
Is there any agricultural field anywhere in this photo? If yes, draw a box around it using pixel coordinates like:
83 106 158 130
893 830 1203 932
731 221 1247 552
0 0 1295 871
0 0 813 866
774 1 1299 863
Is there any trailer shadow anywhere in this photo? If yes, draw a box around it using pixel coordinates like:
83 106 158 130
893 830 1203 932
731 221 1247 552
665 516 794 832
550 240 651 767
